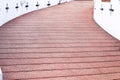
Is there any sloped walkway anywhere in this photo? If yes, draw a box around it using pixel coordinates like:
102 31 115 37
0 1 120 80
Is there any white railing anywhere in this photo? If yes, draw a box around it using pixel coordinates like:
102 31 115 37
94 0 120 40
0 0 71 26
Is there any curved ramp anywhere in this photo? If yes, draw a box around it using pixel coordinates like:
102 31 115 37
0 1 120 80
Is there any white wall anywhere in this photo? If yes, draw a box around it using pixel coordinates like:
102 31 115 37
94 0 120 40
0 68 2 80
0 0 72 26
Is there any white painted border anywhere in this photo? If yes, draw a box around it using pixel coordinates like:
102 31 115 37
0 68 2 80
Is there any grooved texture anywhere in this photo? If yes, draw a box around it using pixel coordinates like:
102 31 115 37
0 1 120 80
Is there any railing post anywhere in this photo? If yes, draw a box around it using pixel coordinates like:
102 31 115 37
0 68 2 80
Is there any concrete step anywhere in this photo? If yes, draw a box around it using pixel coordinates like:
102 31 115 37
0 1 119 80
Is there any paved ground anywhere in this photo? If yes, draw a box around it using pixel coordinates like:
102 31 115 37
0 1 120 80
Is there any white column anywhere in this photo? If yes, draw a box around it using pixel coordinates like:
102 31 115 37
0 68 2 80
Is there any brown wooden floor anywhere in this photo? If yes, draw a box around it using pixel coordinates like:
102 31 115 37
0 1 120 80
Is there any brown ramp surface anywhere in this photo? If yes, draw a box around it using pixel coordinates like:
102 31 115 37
0 1 120 80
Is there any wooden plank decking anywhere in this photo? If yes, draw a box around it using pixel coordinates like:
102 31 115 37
0 1 120 80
